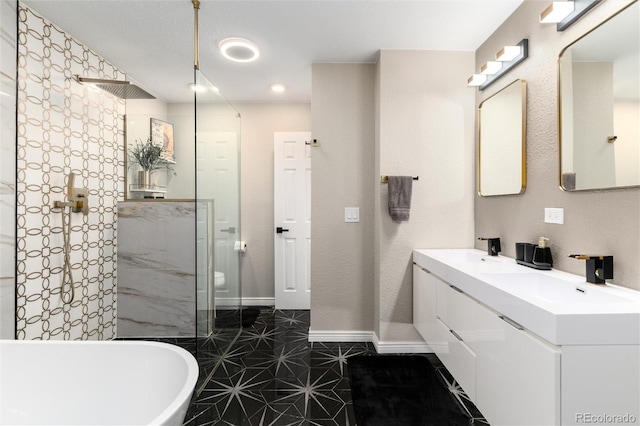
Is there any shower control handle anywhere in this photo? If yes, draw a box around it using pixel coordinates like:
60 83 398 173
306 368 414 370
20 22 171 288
276 227 289 234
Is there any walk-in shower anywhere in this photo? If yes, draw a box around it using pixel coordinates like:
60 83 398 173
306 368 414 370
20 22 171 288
4 0 242 391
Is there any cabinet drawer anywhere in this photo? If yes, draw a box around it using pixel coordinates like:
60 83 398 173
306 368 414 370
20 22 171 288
436 278 478 338
435 318 476 402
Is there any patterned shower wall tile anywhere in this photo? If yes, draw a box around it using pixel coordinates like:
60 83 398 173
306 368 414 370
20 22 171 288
16 6 123 340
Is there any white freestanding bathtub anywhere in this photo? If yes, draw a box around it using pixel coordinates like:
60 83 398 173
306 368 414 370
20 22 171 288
0 340 199 425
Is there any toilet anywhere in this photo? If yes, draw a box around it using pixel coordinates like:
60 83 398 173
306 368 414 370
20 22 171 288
214 271 225 289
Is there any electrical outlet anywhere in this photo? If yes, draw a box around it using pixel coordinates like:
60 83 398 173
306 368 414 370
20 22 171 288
544 207 564 224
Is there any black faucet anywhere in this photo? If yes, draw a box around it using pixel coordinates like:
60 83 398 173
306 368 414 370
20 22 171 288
478 237 501 256
569 254 614 284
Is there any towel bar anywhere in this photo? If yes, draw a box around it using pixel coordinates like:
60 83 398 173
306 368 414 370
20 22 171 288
380 175 419 183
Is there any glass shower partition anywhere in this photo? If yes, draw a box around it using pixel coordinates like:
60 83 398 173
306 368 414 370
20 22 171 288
194 69 242 387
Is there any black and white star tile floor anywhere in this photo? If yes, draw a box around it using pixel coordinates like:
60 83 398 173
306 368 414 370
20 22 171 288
182 308 487 425
184 309 376 425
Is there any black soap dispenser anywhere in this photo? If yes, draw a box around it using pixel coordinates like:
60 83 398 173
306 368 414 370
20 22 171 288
532 237 553 268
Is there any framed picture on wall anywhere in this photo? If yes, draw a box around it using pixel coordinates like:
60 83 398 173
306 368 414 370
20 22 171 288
150 118 175 163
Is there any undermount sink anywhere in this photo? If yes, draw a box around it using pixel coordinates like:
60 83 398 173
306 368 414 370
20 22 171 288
479 272 636 305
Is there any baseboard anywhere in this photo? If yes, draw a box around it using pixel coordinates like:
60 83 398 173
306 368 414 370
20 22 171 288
215 297 275 307
242 297 275 307
308 329 432 354
308 330 376 343
373 333 432 354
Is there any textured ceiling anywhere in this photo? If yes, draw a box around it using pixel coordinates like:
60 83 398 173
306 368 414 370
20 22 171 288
21 0 524 103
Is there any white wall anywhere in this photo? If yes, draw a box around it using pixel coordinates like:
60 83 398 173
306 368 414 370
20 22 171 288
475 0 639 289
375 50 476 341
614 100 640 186
124 101 311 303
235 103 311 302
0 0 17 339
572 62 615 189
309 53 475 342
310 63 375 334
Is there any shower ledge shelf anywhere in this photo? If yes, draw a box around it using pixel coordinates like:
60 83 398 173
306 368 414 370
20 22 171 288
129 184 167 194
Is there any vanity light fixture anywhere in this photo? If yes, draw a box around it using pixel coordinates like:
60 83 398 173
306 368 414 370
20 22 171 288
540 0 602 31
468 39 528 90
480 61 503 75
495 45 521 62
218 37 260 63
540 1 575 23
467 74 487 87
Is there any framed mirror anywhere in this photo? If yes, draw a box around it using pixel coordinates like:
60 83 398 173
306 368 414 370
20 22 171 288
478 79 527 196
559 0 639 191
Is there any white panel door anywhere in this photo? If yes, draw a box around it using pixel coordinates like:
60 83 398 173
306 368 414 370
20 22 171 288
274 132 311 309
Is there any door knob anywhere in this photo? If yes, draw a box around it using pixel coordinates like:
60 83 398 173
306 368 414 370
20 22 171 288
276 227 289 234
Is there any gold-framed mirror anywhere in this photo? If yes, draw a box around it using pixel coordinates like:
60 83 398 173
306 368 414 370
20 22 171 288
559 0 639 191
478 79 527 196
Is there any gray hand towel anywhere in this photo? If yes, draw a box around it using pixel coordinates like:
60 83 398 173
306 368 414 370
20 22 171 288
388 176 413 222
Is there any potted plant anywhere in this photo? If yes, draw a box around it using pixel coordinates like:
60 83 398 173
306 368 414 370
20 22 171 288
129 138 164 187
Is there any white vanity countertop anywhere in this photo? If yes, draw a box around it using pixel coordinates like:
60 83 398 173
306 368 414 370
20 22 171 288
413 248 640 345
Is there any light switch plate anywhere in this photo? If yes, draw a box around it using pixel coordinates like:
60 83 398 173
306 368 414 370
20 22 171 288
544 207 564 224
345 207 360 223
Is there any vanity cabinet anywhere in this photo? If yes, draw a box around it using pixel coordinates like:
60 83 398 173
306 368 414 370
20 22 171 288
413 249 640 426
413 264 560 425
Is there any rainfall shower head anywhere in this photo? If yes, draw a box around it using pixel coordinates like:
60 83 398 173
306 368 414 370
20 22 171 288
75 76 155 99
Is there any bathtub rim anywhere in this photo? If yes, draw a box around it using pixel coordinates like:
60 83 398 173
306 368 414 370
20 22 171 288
1 339 199 426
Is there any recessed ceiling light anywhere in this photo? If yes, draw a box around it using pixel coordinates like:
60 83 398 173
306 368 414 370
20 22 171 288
270 83 285 93
218 37 260 63
189 82 219 93
188 83 207 93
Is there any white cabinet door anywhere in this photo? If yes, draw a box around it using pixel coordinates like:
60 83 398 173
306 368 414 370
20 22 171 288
413 265 438 345
473 305 561 426
562 345 640 426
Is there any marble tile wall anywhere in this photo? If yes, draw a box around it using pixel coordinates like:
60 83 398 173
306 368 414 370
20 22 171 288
117 201 196 337
0 0 17 339
16 6 123 340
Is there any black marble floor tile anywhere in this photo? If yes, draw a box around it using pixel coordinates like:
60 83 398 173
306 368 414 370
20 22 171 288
182 308 487 426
